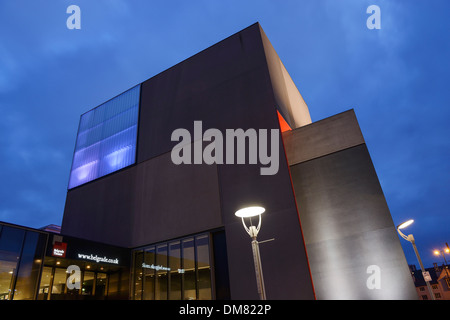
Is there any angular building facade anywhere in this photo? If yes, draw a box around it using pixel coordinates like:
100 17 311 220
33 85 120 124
0 23 417 300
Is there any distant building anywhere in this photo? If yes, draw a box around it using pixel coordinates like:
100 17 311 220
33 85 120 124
409 264 450 300
39 224 61 234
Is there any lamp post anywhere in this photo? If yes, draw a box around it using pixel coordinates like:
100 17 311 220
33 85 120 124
396 219 435 300
235 206 266 300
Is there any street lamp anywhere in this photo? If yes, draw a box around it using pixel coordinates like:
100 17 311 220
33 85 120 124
397 219 435 300
433 247 450 280
235 206 266 300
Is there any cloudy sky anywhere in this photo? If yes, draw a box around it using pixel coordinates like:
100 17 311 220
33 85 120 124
1 0 449 268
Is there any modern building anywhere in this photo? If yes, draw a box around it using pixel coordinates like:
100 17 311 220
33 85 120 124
0 23 418 300
0 221 129 300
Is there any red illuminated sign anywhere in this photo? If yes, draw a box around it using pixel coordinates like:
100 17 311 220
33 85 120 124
52 242 67 258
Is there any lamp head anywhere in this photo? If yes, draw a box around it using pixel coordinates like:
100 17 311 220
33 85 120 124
397 219 414 230
235 206 265 218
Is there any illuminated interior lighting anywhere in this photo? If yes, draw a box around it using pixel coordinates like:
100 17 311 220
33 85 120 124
105 146 132 168
68 84 140 189
76 160 98 179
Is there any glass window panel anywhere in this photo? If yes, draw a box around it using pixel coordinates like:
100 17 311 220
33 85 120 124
13 231 46 300
196 235 212 300
0 226 25 300
155 244 168 300
95 273 108 297
108 272 119 297
52 268 67 294
169 241 182 300
182 238 196 300
0 261 15 300
68 84 140 189
132 250 143 300
143 247 155 300
134 233 215 301
82 271 95 295
37 266 52 300
0 225 25 257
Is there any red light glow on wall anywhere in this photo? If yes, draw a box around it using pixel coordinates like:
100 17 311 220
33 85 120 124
277 111 292 132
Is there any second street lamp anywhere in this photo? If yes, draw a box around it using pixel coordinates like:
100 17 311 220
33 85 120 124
434 247 450 280
397 219 435 300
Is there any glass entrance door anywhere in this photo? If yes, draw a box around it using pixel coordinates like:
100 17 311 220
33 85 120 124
37 260 114 300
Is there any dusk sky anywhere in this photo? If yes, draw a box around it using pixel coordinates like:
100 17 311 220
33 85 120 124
1 1 449 268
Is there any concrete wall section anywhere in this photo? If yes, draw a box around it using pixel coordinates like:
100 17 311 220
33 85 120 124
259 25 311 129
282 109 365 166
285 112 418 299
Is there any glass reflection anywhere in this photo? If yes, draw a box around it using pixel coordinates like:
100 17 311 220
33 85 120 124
132 233 213 300
143 247 155 300
95 273 108 297
183 238 196 300
13 232 46 300
196 235 212 300
155 244 168 300
37 266 52 300
133 250 143 300
0 226 25 300
82 271 94 295
169 241 182 300
52 268 67 294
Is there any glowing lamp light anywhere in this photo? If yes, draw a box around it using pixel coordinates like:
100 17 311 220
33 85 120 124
396 218 435 300
397 219 414 230
235 206 265 218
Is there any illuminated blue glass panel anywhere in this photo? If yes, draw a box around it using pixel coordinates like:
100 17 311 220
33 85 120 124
68 84 140 189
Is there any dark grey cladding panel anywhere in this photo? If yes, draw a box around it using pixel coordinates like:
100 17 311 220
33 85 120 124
62 152 222 248
130 151 222 247
290 145 417 299
61 166 137 247
217 129 315 300
137 23 274 163
282 109 365 166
